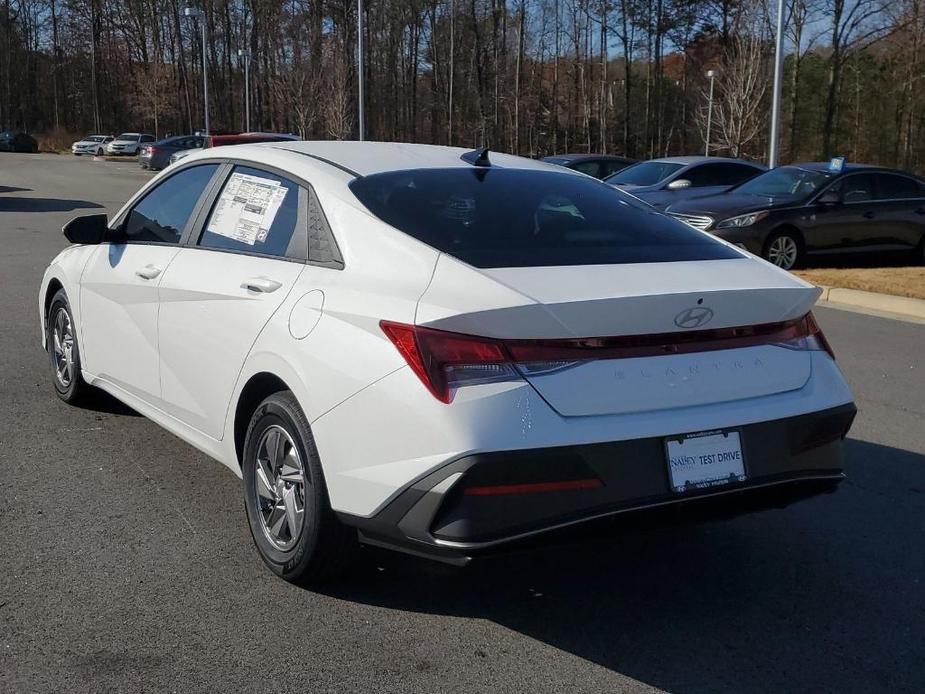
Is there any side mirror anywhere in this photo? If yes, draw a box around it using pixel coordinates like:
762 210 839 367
63 213 108 245
667 179 691 190
817 190 841 205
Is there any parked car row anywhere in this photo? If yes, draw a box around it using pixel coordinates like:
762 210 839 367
667 161 925 269
544 151 925 269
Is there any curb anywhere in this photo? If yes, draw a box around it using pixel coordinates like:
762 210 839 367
816 285 925 321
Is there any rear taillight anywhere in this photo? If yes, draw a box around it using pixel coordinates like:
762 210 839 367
379 321 526 403
381 312 834 404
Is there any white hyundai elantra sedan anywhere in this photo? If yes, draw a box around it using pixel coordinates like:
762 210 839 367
40 141 856 584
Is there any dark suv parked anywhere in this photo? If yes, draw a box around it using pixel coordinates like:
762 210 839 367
666 162 925 269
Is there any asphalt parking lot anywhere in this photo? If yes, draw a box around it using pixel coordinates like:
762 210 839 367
1 153 924 693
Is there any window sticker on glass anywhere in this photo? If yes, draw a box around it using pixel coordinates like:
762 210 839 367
207 172 288 245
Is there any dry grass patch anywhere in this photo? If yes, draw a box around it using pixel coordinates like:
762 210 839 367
795 267 925 300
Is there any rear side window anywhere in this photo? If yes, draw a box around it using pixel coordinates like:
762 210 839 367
606 161 684 186
115 164 218 244
571 160 603 178
875 174 925 200
685 163 761 187
349 168 740 268
602 159 631 177
198 166 302 259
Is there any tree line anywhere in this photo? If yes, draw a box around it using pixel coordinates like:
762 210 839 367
1 0 922 171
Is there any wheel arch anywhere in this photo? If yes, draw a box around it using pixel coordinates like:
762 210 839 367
233 372 293 469
766 223 805 250
43 277 65 331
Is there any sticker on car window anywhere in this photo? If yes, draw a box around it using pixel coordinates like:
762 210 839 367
207 172 288 245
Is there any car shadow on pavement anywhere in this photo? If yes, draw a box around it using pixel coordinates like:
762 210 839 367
74 387 141 417
802 250 921 268
0 196 103 213
0 185 31 193
321 437 925 692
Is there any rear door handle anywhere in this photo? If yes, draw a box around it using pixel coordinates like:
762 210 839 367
241 277 282 293
135 264 162 280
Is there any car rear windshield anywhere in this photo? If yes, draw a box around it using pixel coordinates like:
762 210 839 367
348 168 740 268
605 161 685 186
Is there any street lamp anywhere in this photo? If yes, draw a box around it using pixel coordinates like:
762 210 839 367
357 0 365 140
184 6 209 136
238 49 251 132
704 69 716 156
768 0 786 168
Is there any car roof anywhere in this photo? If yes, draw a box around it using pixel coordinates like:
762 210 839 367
646 155 764 167
270 141 572 177
787 161 887 173
542 153 634 163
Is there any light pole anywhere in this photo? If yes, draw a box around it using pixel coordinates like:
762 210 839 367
184 6 209 136
238 49 251 132
704 69 716 156
769 0 786 168
357 0 365 140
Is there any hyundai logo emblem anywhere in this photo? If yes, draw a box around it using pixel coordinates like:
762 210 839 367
674 306 714 329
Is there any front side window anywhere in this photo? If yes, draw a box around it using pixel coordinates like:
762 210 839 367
114 164 218 244
735 166 834 201
831 174 876 203
605 161 685 186
349 168 740 268
198 166 302 258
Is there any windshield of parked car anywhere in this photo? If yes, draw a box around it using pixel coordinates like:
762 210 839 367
86 135 106 142
116 133 139 141
733 166 834 200
605 161 685 186
349 168 740 268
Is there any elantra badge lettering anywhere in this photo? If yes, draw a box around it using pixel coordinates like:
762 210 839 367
674 306 714 329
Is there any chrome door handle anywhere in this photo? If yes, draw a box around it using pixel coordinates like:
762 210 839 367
241 277 282 293
135 264 162 280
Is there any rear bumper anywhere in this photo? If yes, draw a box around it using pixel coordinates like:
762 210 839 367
339 403 856 563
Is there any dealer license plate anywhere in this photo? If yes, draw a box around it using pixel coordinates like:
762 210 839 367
665 430 746 493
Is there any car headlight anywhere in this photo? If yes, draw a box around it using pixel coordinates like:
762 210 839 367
716 210 769 229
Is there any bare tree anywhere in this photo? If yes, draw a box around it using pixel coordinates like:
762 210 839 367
702 1 769 156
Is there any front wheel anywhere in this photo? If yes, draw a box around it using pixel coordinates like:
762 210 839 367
47 289 88 403
763 231 803 270
242 391 357 585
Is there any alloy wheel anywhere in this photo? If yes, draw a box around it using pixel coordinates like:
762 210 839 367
52 307 75 388
767 236 798 270
254 425 306 551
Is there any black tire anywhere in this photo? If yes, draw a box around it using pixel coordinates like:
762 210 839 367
917 234 925 265
97 148 104 156
242 391 357 585
762 229 804 270
47 289 88 404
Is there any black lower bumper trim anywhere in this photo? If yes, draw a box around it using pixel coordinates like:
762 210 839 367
339 403 856 561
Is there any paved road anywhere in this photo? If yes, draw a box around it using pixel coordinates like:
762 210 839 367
1 154 924 693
